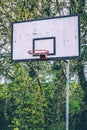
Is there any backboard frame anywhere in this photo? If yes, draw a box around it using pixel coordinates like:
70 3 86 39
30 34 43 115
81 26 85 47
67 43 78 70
11 14 80 62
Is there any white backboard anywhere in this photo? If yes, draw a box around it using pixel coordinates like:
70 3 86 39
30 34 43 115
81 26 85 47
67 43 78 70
12 15 80 61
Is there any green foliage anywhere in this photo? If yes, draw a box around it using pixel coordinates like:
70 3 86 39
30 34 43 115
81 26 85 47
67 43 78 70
0 0 87 130
70 82 84 113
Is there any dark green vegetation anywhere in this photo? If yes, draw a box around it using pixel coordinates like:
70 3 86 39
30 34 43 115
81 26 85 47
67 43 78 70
0 0 87 130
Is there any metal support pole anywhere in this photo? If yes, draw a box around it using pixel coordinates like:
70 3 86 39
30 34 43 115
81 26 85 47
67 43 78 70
66 60 70 130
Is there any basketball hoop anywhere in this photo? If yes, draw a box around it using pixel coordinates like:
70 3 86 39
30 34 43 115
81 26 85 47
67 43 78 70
28 50 49 60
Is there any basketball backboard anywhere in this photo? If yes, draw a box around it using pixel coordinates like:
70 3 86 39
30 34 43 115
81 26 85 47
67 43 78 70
11 14 80 61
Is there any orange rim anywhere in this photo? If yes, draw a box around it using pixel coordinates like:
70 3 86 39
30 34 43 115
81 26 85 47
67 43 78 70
28 50 49 55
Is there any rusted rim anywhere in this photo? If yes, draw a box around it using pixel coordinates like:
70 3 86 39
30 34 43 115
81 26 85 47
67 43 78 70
28 50 49 55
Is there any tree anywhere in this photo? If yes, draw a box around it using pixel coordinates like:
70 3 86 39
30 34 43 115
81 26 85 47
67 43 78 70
69 0 87 129
0 0 87 130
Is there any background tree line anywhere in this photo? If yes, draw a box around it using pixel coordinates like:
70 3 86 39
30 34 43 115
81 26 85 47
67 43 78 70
0 0 87 130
